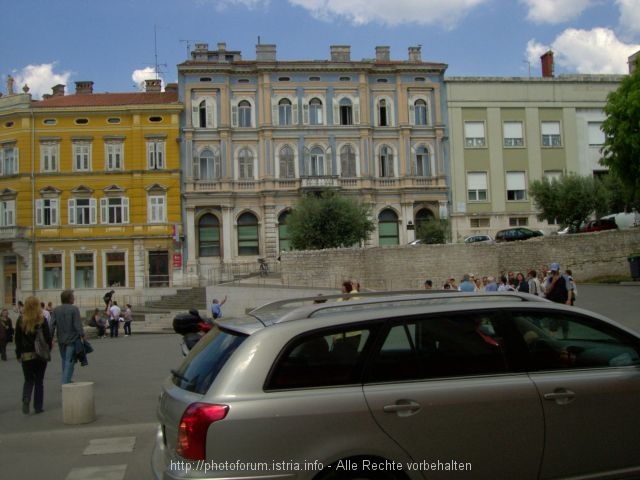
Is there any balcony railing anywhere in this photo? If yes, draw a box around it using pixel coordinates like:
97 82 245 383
0 226 29 240
186 175 447 194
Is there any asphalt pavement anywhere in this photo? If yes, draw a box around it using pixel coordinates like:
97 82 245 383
0 283 638 480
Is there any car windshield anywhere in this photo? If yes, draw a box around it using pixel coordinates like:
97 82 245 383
171 326 247 394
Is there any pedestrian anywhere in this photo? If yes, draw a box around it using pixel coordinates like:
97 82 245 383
15 300 24 316
41 302 52 330
527 270 542 296
515 272 529 293
0 307 14 361
15 296 52 414
424 279 433 290
91 308 106 338
51 290 84 384
458 274 476 292
565 269 577 305
484 276 498 291
122 304 133 336
109 301 121 338
544 263 573 305
103 289 115 312
211 295 228 318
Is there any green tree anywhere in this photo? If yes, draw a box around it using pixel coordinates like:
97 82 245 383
600 60 640 210
529 174 605 231
416 218 449 244
286 190 375 250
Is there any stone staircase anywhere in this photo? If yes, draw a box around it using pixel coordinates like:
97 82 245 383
136 287 208 332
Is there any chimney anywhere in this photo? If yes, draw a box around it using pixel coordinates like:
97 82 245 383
375 46 390 62
408 46 422 62
217 42 227 52
330 45 351 62
75 81 94 94
145 79 162 92
51 84 66 96
541 50 554 78
256 43 277 62
164 83 178 94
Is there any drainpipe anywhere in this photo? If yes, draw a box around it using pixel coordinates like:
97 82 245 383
30 108 36 295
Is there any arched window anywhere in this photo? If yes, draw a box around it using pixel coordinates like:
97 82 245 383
340 144 357 177
309 98 323 125
238 147 254 179
279 145 295 178
198 100 207 128
415 208 435 231
237 212 259 255
378 99 388 127
379 145 394 177
414 99 427 126
238 100 252 127
198 214 220 257
278 98 292 126
278 211 292 252
378 209 399 246
198 148 222 180
308 146 325 176
339 98 353 125
415 146 431 176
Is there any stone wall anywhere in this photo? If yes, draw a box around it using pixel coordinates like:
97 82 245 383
280 229 640 290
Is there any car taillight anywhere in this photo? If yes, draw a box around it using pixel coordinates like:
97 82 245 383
177 402 229 460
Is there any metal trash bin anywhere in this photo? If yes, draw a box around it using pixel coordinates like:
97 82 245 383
629 255 640 281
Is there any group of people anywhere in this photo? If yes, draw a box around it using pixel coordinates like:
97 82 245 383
94 290 133 338
425 261 577 305
6 290 86 415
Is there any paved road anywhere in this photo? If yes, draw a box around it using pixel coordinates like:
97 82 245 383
0 284 638 479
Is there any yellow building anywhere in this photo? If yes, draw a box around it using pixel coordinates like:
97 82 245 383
0 79 183 308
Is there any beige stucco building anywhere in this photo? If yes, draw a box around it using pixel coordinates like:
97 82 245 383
178 43 450 284
446 55 622 242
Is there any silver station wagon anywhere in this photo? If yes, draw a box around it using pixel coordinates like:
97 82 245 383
152 291 640 480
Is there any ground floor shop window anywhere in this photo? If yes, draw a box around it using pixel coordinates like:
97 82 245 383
42 253 62 289
106 251 126 287
74 252 94 288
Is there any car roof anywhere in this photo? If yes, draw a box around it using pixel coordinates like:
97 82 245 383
239 290 546 326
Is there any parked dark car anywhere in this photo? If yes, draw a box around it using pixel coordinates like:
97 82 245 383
580 218 617 233
495 227 544 242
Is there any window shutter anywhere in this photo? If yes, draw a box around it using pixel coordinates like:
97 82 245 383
100 198 107 223
6 201 15 226
147 142 154 169
231 103 238 127
302 103 309 125
292 102 299 125
192 159 200 179
506 172 526 190
191 99 200 127
333 99 339 126
272 100 279 125
205 97 215 128
353 101 360 125
13 147 19 174
68 199 76 225
90 198 97 224
35 199 43 226
467 172 487 190
123 198 129 223
50 198 58 225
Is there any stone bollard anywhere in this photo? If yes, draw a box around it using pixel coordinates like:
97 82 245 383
62 381 96 425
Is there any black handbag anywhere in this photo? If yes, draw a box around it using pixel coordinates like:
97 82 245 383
34 325 51 362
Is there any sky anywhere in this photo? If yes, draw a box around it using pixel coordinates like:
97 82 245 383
2 0 640 99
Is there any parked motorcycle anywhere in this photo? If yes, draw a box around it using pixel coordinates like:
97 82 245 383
172 309 213 356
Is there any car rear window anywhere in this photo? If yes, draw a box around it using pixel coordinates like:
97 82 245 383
171 327 247 394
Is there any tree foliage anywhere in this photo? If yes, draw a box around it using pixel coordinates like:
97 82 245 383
286 189 375 250
600 61 640 210
529 174 606 231
416 218 449 244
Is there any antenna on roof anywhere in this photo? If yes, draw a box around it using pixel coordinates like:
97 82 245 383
180 39 197 58
153 25 167 80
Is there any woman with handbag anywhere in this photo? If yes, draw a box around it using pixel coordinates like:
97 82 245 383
15 296 51 414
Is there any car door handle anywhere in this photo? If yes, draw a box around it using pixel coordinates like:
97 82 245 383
543 388 576 405
383 400 421 417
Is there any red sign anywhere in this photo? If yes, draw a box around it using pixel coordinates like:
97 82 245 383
172 253 182 268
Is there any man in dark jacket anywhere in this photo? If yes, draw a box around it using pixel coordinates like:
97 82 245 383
51 290 84 384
